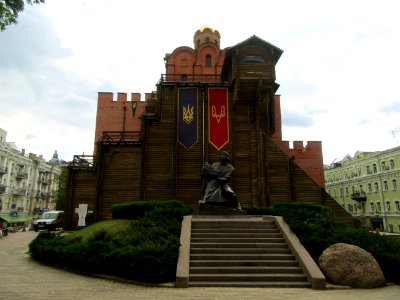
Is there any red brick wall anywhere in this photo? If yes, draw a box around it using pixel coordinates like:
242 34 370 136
94 92 146 152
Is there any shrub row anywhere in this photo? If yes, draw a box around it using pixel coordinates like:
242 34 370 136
263 202 400 284
29 200 192 283
111 200 193 220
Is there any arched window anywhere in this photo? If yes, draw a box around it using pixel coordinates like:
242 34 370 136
205 54 211 67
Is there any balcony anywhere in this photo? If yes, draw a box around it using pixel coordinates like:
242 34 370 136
16 171 28 179
12 189 25 197
0 184 5 194
351 191 367 202
70 155 95 169
159 74 223 85
100 131 142 144
0 166 7 175
38 178 52 185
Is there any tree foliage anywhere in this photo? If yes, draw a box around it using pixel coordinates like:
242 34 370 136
55 166 67 211
0 0 44 31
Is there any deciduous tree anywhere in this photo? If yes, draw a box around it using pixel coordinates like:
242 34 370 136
0 0 44 31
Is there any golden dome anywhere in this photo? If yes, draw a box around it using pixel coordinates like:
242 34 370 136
199 25 216 32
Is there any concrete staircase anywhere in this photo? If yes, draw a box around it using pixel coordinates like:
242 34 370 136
188 216 311 287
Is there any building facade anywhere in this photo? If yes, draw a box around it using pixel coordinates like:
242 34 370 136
325 148 400 233
65 26 352 230
0 129 62 229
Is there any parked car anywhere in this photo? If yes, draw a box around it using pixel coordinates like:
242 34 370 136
33 211 64 231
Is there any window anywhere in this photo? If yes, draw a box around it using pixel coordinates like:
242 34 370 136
386 201 391 211
383 181 388 191
392 179 397 190
370 202 375 212
358 167 361 176
373 164 377 173
359 184 364 192
352 186 355 194
345 187 349 196
366 165 371 174
390 159 395 170
395 201 400 211
205 54 212 67
381 161 386 171
340 188 343 197
374 182 379 192
376 202 382 212
368 183 372 193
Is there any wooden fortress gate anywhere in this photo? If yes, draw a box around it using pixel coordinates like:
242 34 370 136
64 35 351 230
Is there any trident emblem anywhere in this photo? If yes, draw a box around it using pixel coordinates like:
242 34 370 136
212 105 226 124
183 104 194 124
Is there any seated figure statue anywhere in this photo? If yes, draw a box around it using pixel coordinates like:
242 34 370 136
199 151 241 210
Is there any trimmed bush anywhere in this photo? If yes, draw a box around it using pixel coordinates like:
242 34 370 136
29 201 192 283
271 202 335 258
111 200 193 220
270 202 400 284
242 206 273 215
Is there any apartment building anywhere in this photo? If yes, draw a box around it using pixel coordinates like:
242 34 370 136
0 129 62 228
325 147 400 233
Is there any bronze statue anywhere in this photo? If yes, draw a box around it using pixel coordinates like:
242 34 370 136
199 151 241 210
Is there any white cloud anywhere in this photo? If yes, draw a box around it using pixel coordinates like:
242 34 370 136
1 0 400 165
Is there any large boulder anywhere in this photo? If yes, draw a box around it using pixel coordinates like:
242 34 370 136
318 243 385 288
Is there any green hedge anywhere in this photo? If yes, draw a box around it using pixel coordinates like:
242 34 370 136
29 200 193 283
111 200 193 220
242 206 273 215
271 202 400 284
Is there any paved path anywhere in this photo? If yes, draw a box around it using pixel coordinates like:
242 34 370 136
0 231 399 300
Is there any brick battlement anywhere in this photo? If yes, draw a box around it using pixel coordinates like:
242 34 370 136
98 92 154 103
274 140 325 188
280 140 322 157
94 92 149 151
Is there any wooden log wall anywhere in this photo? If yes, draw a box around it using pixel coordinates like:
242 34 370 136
64 168 97 230
97 144 142 220
143 86 176 200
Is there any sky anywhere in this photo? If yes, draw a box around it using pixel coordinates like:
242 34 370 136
1 0 400 165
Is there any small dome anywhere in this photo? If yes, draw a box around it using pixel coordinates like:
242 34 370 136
199 25 216 32
194 25 221 50
49 150 61 165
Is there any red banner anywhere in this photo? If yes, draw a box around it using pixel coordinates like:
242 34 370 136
208 88 229 150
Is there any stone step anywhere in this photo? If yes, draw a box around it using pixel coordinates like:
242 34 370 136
191 228 280 233
190 248 292 255
187 218 311 288
189 273 308 282
190 260 299 267
191 237 285 243
190 253 295 261
189 281 311 288
191 232 283 238
192 221 275 229
190 266 303 274
190 242 288 249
